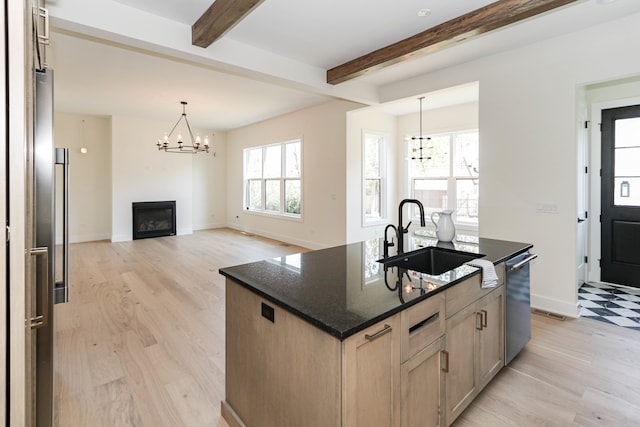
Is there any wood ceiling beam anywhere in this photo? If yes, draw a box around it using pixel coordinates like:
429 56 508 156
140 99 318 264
192 0 265 48
327 0 578 85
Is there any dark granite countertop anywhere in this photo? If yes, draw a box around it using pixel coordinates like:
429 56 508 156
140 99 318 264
219 236 533 340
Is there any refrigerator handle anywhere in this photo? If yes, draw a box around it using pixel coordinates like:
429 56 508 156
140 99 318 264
29 247 49 329
55 148 70 303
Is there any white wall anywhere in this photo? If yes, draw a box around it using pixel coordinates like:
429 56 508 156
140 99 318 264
110 115 216 241
192 132 228 230
377 12 640 317
55 113 112 242
226 100 363 249
54 111 225 242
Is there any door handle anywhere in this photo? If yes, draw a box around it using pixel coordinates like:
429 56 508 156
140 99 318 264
577 217 586 223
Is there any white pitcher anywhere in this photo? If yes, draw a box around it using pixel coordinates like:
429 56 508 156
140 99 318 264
430 210 456 242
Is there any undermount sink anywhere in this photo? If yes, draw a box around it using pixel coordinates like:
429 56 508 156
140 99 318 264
378 246 484 276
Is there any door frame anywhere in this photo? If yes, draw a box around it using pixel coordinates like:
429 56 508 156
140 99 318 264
588 96 640 285
1 0 6 423
576 88 588 290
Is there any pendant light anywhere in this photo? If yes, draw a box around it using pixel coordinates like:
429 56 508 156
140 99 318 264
411 96 431 161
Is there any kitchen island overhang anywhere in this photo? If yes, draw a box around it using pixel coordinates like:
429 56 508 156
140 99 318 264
219 237 533 340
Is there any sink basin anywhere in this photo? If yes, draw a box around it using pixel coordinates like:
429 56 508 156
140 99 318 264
378 246 484 276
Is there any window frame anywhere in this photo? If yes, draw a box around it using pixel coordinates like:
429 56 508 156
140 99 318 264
406 129 479 231
243 138 303 220
362 130 388 227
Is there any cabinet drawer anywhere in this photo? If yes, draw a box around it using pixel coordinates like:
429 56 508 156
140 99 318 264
401 293 445 363
445 263 505 318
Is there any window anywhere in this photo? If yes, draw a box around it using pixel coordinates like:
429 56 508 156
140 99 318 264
363 132 387 225
407 130 479 226
244 139 302 217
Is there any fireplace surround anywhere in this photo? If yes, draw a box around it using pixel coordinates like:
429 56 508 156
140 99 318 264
132 201 176 240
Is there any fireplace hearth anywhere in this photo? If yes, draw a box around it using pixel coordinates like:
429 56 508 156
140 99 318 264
132 201 176 240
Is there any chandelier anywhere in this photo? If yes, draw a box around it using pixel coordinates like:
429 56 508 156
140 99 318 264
411 96 431 162
156 101 210 153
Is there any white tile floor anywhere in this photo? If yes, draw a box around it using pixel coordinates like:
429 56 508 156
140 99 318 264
578 282 640 331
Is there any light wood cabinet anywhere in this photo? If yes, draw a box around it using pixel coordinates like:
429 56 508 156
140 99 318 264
444 272 505 426
478 286 505 389
343 316 400 427
224 278 400 427
223 264 507 427
444 301 479 424
224 280 342 427
399 292 446 427
400 336 445 427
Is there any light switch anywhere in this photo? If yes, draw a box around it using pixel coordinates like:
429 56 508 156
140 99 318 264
536 203 559 214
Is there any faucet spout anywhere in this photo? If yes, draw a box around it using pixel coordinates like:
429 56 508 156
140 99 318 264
397 199 426 254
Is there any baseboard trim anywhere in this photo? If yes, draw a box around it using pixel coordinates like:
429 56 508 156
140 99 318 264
67 233 111 244
111 234 130 243
225 224 329 250
531 293 579 319
221 401 246 427
176 228 193 236
193 222 226 231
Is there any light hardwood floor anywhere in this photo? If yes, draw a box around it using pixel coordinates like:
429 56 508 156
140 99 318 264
54 229 640 427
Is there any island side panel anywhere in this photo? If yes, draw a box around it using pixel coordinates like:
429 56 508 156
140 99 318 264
224 278 342 427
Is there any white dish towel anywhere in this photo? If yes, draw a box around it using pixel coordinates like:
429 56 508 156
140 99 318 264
465 259 498 288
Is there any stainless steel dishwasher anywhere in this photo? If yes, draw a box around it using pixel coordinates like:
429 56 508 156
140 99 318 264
505 252 538 365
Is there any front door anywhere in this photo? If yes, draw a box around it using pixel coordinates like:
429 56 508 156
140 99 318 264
601 105 640 288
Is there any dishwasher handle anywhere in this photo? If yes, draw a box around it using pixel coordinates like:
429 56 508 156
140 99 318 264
508 253 538 271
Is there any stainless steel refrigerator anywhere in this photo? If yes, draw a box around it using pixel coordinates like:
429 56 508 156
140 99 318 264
29 66 70 427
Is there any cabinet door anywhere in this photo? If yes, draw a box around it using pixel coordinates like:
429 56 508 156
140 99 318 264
444 302 479 425
225 280 341 427
401 337 445 427
478 287 505 389
343 316 400 427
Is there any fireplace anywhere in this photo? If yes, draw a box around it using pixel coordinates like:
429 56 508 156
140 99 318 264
132 201 176 240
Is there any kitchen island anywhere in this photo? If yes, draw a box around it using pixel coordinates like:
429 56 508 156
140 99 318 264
219 237 533 427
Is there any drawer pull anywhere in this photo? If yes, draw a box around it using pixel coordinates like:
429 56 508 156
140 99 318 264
475 312 484 330
481 309 488 328
365 324 392 341
409 312 439 335
441 350 449 373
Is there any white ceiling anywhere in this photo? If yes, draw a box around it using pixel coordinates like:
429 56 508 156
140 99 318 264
47 0 640 130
